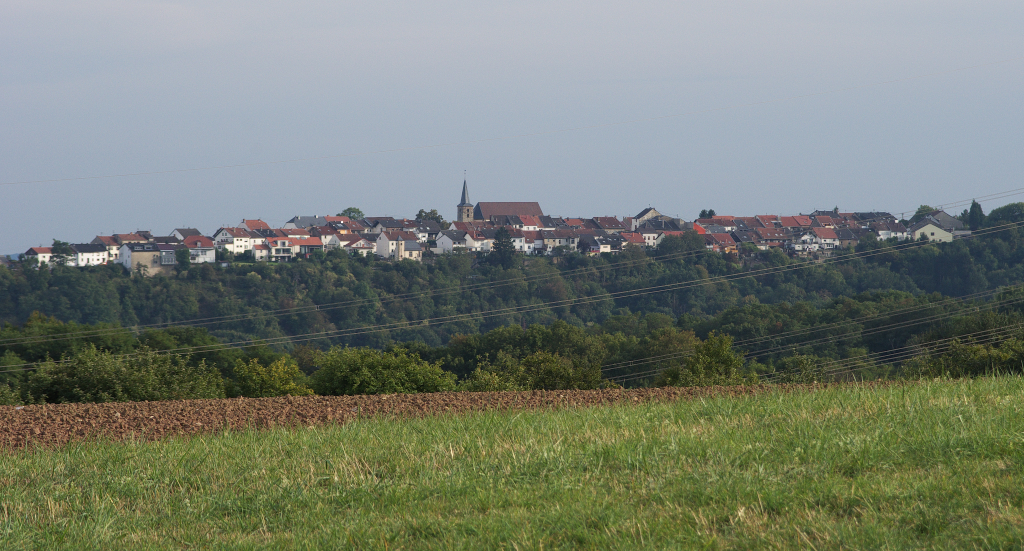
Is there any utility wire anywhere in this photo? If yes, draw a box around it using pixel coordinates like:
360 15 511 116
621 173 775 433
3 219 1023 374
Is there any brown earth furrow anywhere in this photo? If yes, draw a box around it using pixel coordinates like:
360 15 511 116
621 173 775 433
0 382 897 450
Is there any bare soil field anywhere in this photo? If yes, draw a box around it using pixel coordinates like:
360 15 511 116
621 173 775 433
0 383 896 450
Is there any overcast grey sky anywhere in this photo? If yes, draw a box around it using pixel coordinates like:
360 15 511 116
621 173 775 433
2 1 1022 252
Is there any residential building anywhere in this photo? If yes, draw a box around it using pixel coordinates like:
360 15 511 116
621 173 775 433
212 227 265 255
435 230 468 254
375 231 421 260
70 243 108 266
171 228 202 241
241 219 271 231
119 242 168 276
908 221 953 243
91 236 122 260
23 247 53 265
283 215 329 229
182 236 216 263
870 221 909 241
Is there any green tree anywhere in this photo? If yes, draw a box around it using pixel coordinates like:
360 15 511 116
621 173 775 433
909 205 936 224
654 333 748 387
520 351 605 390
699 209 716 219
338 207 365 219
415 209 447 227
234 357 312 397
50 240 74 266
311 346 456 395
489 227 518 269
986 202 1024 227
175 248 191 270
967 200 985 230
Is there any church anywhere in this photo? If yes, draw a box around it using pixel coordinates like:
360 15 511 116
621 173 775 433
455 180 544 223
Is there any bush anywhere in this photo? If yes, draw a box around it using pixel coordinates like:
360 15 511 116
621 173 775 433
770 354 827 384
233 358 312 397
310 346 456 396
655 333 750 387
27 345 225 404
906 338 1024 379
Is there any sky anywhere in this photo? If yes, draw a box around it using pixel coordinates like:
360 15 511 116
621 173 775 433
2 1 1023 253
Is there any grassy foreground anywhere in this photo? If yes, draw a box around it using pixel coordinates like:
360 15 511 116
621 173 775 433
1 379 1023 549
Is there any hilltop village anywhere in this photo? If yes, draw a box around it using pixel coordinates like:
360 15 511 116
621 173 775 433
19 181 971 276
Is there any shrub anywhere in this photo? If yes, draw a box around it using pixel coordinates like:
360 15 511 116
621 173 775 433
655 333 749 387
310 347 456 396
27 345 225 404
234 358 312 398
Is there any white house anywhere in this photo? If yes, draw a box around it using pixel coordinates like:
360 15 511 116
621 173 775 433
182 236 217 264
338 236 375 256
435 230 468 254
213 228 265 255
23 247 53 265
375 231 420 258
70 244 109 266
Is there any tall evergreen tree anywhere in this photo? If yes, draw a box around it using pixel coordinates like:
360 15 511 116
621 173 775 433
967 200 985 231
489 227 518 269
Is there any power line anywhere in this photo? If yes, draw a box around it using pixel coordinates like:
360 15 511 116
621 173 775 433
604 288 1024 379
4 219 1023 374
3 56 1022 188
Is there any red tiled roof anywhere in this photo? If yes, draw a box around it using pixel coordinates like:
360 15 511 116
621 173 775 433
735 217 764 228
779 216 806 227
183 236 215 248
756 228 787 240
94 236 119 246
219 227 250 238
518 215 542 227
292 237 323 246
813 227 838 240
592 216 626 229
26 247 52 254
381 231 418 241
242 219 270 230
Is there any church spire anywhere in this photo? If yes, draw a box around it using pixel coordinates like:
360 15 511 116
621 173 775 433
456 176 474 223
459 179 472 207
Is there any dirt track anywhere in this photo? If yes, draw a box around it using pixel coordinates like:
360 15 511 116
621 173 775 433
0 383 892 450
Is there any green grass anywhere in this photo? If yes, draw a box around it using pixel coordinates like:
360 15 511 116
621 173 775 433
2 379 1023 549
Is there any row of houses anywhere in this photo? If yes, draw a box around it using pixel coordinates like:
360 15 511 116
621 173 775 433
19 181 972 274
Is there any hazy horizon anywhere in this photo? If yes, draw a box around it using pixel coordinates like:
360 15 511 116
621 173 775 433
3 1 1023 252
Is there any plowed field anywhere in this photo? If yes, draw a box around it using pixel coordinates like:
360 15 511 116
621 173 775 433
0 383 894 450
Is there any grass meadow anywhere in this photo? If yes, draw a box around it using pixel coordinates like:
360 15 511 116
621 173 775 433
1 378 1023 549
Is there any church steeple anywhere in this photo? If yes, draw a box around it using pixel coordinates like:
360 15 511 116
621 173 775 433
459 179 471 207
456 178 474 222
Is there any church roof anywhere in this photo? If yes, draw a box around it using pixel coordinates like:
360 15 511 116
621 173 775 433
474 202 544 220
